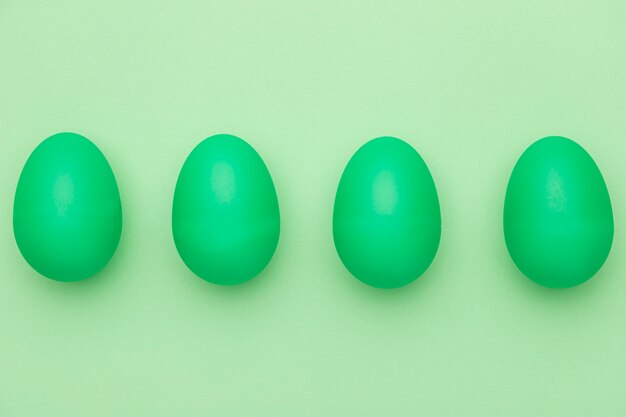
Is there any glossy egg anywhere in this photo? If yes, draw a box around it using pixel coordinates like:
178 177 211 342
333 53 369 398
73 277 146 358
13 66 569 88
172 134 280 285
13 132 122 282
333 136 441 289
503 136 613 288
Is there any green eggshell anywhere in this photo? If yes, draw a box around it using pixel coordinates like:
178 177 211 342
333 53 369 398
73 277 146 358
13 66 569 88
172 134 280 285
333 136 441 289
13 132 122 282
504 136 613 288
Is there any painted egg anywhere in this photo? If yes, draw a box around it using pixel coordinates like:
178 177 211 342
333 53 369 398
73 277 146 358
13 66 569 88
172 134 280 285
333 136 441 289
13 132 122 281
503 136 613 288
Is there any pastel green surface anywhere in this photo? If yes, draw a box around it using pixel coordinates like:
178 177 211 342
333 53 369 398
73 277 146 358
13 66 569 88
2 1 626 416
13 132 122 282
333 137 441 288
504 136 613 288
172 134 280 285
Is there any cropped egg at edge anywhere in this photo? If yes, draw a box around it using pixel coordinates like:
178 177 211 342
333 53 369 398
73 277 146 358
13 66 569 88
13 132 123 282
172 134 280 285
503 136 613 288
333 136 441 289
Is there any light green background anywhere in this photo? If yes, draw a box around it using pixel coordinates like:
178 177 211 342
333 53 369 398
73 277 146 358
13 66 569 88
1 1 625 415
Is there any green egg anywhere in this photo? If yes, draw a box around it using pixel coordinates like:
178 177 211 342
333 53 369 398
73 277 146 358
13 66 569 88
333 136 441 289
13 132 122 282
172 134 280 285
503 136 613 288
